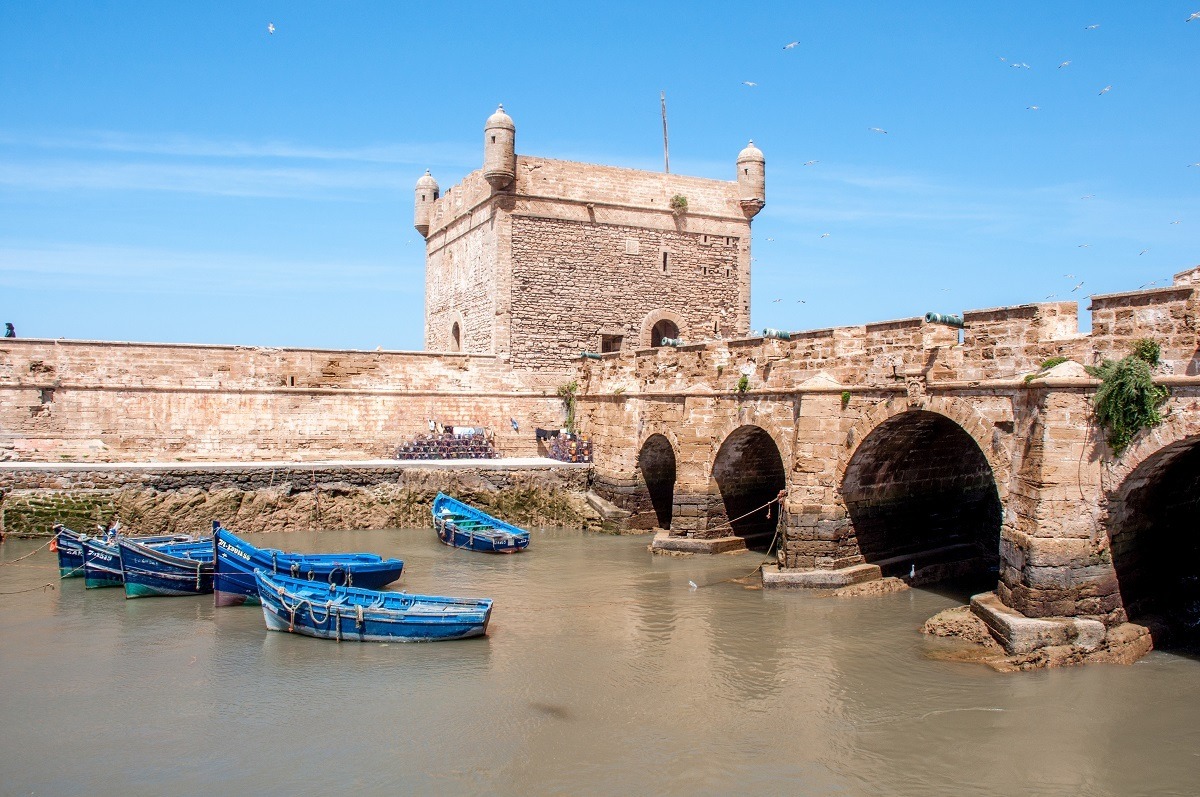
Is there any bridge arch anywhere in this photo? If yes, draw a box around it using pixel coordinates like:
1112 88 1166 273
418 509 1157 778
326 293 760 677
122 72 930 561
838 403 1003 586
709 423 787 551
1104 410 1200 643
636 431 677 530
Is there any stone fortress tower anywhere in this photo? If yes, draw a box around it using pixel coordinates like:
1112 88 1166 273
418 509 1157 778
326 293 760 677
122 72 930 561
414 105 765 370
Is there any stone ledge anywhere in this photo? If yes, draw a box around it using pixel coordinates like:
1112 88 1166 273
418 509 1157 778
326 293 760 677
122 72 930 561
970 591 1105 655
761 563 881 589
649 532 746 555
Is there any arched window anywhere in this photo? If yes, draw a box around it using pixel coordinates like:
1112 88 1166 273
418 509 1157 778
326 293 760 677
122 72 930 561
651 319 679 348
450 322 461 352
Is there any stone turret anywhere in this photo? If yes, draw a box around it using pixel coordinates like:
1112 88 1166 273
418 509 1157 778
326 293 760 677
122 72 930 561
413 170 440 238
736 140 765 219
483 104 516 191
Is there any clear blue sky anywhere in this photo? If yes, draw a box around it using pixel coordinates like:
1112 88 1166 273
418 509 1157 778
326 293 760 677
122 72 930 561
2 2 1197 350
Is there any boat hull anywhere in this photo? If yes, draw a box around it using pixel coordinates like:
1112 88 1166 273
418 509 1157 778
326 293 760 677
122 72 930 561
213 523 404 607
54 525 87 578
82 538 124 589
118 539 214 598
255 570 491 642
431 493 530 554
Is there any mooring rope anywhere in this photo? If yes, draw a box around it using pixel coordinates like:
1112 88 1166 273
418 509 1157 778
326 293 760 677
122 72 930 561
689 490 787 589
0 582 57 595
0 537 54 566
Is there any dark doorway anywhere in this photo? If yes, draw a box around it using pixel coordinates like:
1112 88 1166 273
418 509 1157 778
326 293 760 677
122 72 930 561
1108 438 1200 648
651 319 679 348
637 434 676 529
840 410 1001 589
711 425 786 552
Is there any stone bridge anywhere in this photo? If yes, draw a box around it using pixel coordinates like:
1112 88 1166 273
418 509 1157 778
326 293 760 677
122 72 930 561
582 268 1200 659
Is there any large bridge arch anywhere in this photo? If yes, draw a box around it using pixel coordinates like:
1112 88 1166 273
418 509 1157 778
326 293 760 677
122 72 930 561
635 431 678 530
709 423 787 551
1103 409 1200 644
838 403 1003 586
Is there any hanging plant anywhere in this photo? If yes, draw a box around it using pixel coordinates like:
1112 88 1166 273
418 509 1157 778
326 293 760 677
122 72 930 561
670 194 688 214
556 380 580 433
1086 340 1168 455
736 375 750 394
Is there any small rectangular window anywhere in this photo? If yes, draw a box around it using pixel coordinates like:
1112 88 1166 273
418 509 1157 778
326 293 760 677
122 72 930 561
661 251 670 275
601 334 623 353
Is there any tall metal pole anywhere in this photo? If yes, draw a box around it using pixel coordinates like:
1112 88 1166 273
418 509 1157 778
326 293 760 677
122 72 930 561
660 91 670 174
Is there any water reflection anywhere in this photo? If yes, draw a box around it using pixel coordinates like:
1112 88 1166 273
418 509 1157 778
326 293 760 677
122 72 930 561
2 531 1199 796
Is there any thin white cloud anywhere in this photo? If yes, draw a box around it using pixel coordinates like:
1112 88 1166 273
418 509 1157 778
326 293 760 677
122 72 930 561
0 242 422 297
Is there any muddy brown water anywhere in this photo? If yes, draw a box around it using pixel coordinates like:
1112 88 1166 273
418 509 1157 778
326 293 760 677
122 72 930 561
1 528 1198 796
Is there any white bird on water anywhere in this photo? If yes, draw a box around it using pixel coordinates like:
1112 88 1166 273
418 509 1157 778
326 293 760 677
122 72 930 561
267 22 275 34
688 580 698 590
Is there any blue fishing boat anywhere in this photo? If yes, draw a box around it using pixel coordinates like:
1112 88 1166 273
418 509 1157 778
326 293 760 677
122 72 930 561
254 570 492 642
83 533 193 589
431 492 530 553
118 539 214 598
53 524 88 578
213 522 405 607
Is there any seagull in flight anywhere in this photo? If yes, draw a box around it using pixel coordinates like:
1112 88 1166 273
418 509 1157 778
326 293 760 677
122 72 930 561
797 299 806 303
1026 105 1041 111
1081 194 1095 199
868 127 888 134
1010 62 1031 69
783 41 800 50
820 232 830 238
1139 249 1150 255
267 22 275 34
803 160 819 166
1188 163 1200 168
1072 281 1085 292
1044 293 1057 299
1171 220 1182 224
1084 23 1100 30
1064 273 1075 278
772 298 782 303
1078 243 1091 248
1188 11 1200 22
1099 85 1112 95
1058 60 1071 69
742 81 758 87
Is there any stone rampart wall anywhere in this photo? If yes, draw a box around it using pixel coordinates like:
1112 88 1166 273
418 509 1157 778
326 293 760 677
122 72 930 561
0 340 571 462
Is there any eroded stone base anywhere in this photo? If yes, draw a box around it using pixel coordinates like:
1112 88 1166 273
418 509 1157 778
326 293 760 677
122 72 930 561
921 593 1155 670
761 562 882 589
649 532 747 555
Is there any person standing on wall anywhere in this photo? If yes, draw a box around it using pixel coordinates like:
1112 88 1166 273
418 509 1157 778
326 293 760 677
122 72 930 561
4 323 14 338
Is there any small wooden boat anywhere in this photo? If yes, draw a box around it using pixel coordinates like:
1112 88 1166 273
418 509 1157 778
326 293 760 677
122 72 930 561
254 570 492 642
53 524 88 578
118 539 214 598
213 522 405 607
431 493 530 554
82 533 194 589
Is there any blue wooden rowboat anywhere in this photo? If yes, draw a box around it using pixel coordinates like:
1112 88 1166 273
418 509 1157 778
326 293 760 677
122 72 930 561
118 539 214 598
213 522 405 607
82 533 194 589
431 493 530 554
254 570 492 642
53 524 88 578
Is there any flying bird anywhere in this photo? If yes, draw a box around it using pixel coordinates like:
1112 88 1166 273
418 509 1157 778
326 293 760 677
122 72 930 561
1188 11 1200 22
868 127 888 134
1080 194 1095 199
772 298 782 303
742 81 758 87
1078 243 1091 248
267 22 275 34
1044 293 1057 300
803 160 819 166
1026 105 1041 111
1188 163 1200 167
1171 220 1182 224
797 299 806 303
820 233 830 238
1072 282 1085 292
1139 249 1150 255
783 41 800 50
766 237 774 241
1099 85 1112 95
1058 60 1071 68
1063 273 1075 278
1010 62 1031 69
1084 23 1100 30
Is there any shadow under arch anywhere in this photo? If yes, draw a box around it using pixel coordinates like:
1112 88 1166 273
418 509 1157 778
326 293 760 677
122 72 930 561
711 425 786 552
1106 435 1200 649
840 409 1001 592
636 433 676 529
